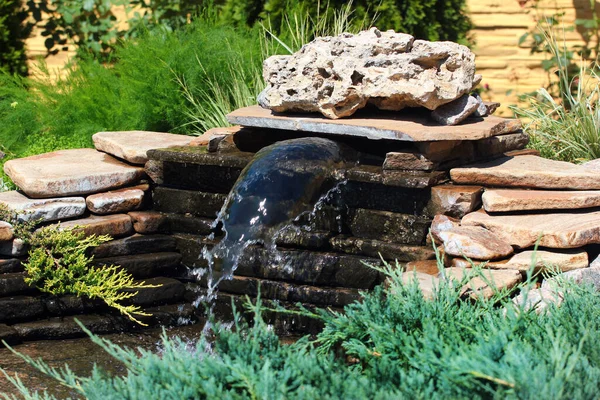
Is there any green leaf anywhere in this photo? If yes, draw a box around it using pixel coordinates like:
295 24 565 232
83 0 95 12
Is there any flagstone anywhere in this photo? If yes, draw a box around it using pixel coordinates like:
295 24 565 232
436 225 514 260
86 186 146 215
0 191 85 222
4 149 145 198
453 249 588 273
462 209 600 249
482 189 600 212
451 155 600 190
93 131 195 165
442 267 522 299
429 185 483 218
54 214 133 238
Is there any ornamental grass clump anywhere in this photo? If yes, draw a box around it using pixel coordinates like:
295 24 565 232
511 28 600 163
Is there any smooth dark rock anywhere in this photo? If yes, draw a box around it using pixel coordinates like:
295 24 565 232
348 208 431 245
92 234 176 258
0 324 20 346
0 296 45 323
274 226 332 250
13 314 120 341
162 161 242 193
147 146 253 168
346 165 448 189
43 295 104 316
153 187 226 218
235 247 380 289
0 258 23 274
0 273 36 296
141 302 197 326
173 234 215 270
337 181 431 214
124 277 185 306
165 213 216 235
93 252 183 279
217 275 360 307
330 236 436 262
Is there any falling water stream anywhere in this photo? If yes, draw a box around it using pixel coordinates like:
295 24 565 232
194 137 356 306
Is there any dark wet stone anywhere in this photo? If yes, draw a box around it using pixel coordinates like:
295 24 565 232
43 295 104 316
0 239 27 257
346 164 448 189
235 247 380 289
147 146 253 168
12 314 120 341
0 324 20 346
162 161 242 193
173 234 215 270
93 252 183 279
337 181 431 214
165 213 215 235
141 302 197 326
124 277 185 306
217 275 360 307
153 187 226 218
92 234 176 258
330 236 436 262
292 205 346 233
348 209 431 245
274 226 332 250
0 273 36 296
0 258 22 274
0 296 45 323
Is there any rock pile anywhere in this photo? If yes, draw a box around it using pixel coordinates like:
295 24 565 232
0 132 198 343
258 28 488 124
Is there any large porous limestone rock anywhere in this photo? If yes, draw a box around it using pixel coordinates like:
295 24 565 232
258 28 478 119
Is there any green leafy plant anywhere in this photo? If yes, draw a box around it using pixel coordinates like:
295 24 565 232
3 251 600 399
24 227 159 326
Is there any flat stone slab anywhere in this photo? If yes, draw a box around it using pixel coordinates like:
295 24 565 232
482 189 600 212
462 209 600 249
86 186 146 215
54 214 133 238
0 191 86 223
4 149 145 198
437 225 514 260
443 267 522 299
227 105 521 142
452 249 588 273
93 131 196 165
0 222 13 241
429 185 483 218
451 155 600 190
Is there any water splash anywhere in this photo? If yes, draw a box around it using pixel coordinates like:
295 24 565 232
200 137 354 301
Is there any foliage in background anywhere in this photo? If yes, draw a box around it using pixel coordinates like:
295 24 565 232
512 28 600 163
518 0 599 100
0 0 33 76
25 227 158 326
3 258 600 398
0 204 156 325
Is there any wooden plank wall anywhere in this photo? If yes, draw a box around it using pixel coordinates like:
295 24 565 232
24 1 596 114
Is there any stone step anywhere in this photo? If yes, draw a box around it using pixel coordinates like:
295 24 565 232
122 277 185 306
147 146 253 168
452 249 589 273
0 239 27 257
0 259 23 274
0 273 36 296
86 185 147 215
428 185 483 218
0 191 86 223
93 130 196 165
215 275 361 307
348 208 431 245
338 181 431 215
482 189 600 212
172 233 380 289
92 234 176 258
462 209 600 249
4 149 145 198
128 211 168 234
152 186 226 218
164 213 215 235
0 296 45 323
53 214 133 238
451 155 600 190
93 252 183 279
330 236 435 262
346 165 448 189
162 161 242 193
